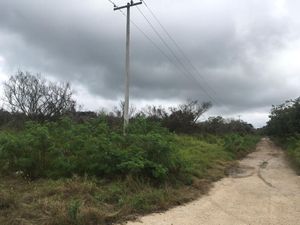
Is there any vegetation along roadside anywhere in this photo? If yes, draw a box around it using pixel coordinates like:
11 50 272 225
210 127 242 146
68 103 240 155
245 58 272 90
264 97 300 174
0 72 260 225
0 118 260 225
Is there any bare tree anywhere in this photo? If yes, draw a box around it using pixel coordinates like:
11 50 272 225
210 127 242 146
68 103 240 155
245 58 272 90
141 105 168 121
163 100 212 133
178 100 212 124
4 71 75 120
112 101 136 119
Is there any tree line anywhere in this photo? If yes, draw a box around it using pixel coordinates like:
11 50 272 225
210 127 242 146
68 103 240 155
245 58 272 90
1 71 255 135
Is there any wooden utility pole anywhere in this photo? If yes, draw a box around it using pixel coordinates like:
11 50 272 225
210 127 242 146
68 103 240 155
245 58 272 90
114 1 142 134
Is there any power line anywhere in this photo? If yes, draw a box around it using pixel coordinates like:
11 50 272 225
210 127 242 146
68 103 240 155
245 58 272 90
107 0 218 105
142 0 219 97
108 2 204 90
107 0 174 64
136 6 218 105
107 0 117 7
118 10 210 94
119 11 175 63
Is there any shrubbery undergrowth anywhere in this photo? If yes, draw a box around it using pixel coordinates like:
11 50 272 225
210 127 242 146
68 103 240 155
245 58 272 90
224 134 259 158
284 135 300 172
265 97 300 173
0 117 181 180
0 117 260 225
0 117 258 181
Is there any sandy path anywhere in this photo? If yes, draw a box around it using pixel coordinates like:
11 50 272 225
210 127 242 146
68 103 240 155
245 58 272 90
125 138 300 225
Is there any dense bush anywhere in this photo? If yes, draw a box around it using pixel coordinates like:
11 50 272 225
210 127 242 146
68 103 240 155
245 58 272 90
0 109 11 127
223 134 259 158
0 117 181 180
264 97 300 171
0 133 261 225
0 109 26 130
266 97 300 137
284 136 300 173
199 116 255 135
141 100 212 133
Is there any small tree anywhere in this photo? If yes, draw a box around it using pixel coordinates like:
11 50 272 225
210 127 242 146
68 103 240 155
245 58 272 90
140 100 212 133
266 97 300 137
165 100 212 133
4 71 75 120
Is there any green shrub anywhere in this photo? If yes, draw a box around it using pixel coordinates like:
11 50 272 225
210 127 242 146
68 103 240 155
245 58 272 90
285 135 300 173
266 97 300 137
223 134 259 158
0 117 181 181
0 123 60 178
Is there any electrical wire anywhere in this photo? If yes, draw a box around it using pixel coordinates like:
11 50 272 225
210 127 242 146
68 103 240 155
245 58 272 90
142 0 218 97
107 0 117 7
118 9 205 90
136 6 218 104
107 0 218 104
107 0 202 89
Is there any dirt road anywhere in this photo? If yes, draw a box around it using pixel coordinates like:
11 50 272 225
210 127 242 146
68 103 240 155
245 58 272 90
125 138 300 225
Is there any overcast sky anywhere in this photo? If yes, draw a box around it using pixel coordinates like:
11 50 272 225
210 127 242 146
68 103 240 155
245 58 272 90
0 0 299 127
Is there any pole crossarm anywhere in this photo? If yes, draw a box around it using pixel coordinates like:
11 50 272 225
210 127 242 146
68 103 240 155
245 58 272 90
114 1 142 11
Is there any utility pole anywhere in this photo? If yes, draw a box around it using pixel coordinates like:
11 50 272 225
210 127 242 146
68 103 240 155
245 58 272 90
114 1 142 134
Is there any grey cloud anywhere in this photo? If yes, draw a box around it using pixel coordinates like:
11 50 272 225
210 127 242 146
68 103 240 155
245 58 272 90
0 0 299 127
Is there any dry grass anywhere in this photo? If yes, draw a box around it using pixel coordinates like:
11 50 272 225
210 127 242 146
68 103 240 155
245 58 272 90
0 175 207 225
0 165 230 225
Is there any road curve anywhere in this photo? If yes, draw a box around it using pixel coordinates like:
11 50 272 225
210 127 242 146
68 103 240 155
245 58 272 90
124 138 300 225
